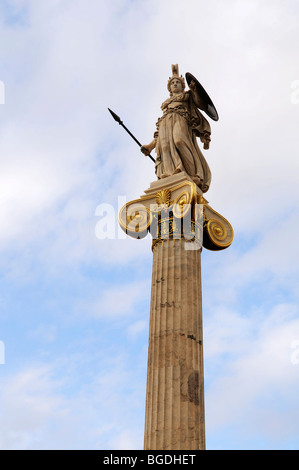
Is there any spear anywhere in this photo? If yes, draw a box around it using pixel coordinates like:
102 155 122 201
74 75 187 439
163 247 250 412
108 108 155 163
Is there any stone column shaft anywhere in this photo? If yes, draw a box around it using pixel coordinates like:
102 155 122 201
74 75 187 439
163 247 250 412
144 238 205 450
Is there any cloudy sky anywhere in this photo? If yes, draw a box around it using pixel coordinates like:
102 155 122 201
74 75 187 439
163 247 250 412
0 0 298 450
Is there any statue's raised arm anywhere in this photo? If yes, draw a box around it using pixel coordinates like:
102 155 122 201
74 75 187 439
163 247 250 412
141 64 219 193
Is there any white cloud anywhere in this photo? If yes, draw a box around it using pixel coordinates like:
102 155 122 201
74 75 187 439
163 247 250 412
107 430 141 451
126 319 148 340
0 0 297 270
0 366 67 449
0 350 147 450
204 301 299 447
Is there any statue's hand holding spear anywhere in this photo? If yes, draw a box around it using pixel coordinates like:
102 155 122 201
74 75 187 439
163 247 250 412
140 140 156 159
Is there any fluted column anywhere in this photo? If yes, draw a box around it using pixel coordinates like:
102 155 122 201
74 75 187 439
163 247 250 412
144 238 205 450
118 172 233 451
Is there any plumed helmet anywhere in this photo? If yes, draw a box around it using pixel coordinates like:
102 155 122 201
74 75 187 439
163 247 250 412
167 64 185 93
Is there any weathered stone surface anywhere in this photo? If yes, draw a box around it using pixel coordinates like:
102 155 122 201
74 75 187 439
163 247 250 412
143 238 205 450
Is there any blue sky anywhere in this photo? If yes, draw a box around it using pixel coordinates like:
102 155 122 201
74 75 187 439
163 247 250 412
0 0 299 450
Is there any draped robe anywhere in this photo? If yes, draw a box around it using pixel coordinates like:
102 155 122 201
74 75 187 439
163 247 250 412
154 89 212 193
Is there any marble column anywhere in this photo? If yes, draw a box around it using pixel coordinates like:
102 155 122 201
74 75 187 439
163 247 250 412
118 172 233 451
144 237 205 450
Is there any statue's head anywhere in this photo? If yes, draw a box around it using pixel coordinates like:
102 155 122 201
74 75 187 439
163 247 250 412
167 64 185 95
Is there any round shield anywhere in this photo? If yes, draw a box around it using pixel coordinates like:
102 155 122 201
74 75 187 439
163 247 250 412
185 72 219 121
